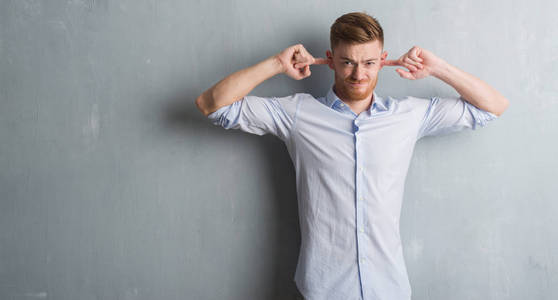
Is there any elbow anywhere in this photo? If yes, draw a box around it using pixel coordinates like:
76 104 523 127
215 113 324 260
195 93 213 117
195 95 207 116
492 97 510 117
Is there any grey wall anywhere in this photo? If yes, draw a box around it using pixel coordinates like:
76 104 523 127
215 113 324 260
1 0 557 299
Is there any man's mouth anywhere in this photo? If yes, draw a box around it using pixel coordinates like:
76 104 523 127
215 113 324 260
347 81 368 87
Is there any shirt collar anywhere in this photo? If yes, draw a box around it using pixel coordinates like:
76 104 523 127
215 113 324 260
325 86 388 112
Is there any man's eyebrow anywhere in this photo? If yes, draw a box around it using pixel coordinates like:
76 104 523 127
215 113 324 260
340 56 379 62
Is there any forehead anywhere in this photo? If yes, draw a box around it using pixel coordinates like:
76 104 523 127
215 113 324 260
333 40 383 58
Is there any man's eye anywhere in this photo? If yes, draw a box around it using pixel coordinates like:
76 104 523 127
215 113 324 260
367 62 375 65
344 61 352 65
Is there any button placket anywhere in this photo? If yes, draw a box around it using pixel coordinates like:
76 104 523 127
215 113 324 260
353 117 368 298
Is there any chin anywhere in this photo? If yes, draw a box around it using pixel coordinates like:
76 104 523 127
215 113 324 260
334 79 376 101
345 86 374 101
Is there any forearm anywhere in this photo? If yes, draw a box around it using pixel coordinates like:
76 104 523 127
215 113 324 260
195 55 284 116
432 60 509 116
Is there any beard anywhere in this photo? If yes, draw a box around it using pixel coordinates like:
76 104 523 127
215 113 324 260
335 76 378 101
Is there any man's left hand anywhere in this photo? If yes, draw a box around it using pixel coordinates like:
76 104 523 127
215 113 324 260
383 46 445 80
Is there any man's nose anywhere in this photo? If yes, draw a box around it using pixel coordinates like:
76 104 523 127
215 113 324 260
351 65 366 81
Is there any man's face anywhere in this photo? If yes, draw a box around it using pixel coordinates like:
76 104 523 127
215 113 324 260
326 40 387 102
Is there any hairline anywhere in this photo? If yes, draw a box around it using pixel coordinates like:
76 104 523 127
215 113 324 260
330 40 384 55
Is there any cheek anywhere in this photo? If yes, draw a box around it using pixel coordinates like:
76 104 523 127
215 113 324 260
369 69 380 78
335 70 350 80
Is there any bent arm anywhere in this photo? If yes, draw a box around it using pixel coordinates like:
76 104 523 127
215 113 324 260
432 60 510 117
195 56 284 116
195 44 327 117
384 46 510 117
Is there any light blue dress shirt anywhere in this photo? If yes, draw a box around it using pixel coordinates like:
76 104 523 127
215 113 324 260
206 86 498 300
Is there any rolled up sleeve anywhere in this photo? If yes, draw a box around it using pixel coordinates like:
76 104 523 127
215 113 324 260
206 94 299 142
417 96 498 139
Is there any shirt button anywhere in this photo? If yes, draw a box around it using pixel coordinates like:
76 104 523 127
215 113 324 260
359 166 363 172
360 196 364 201
359 228 364 233
360 258 365 263
340 103 345 107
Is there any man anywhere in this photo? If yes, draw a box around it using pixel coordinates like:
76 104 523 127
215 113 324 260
196 12 508 300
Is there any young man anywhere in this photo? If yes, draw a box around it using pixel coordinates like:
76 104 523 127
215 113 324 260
196 12 508 300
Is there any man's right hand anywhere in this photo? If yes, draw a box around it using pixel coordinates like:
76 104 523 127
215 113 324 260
275 44 328 80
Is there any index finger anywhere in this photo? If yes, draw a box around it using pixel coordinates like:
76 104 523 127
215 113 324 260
383 59 400 66
312 58 329 65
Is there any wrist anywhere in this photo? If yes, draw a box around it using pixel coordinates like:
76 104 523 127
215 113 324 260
431 58 452 81
269 54 286 75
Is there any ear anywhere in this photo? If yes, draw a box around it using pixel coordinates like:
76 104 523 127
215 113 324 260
326 50 334 70
380 50 388 69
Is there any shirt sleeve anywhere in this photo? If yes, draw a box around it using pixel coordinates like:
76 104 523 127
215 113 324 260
417 96 498 140
206 94 299 141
